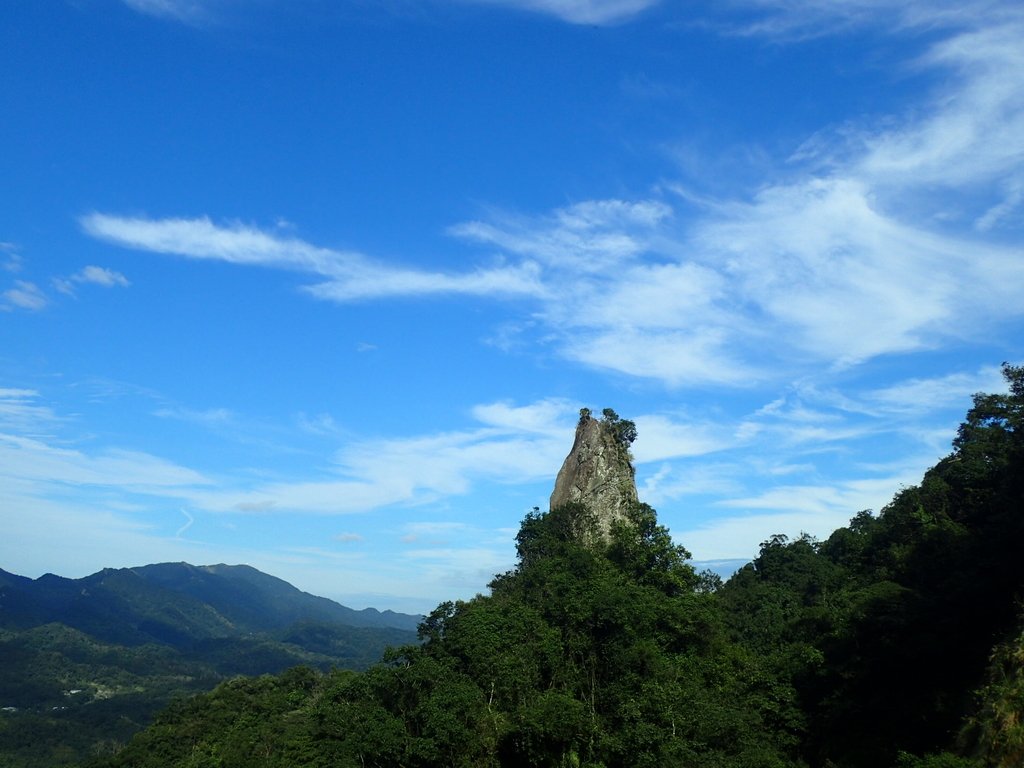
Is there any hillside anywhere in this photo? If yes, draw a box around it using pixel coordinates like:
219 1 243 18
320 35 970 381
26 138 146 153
0 562 420 642
0 564 419 768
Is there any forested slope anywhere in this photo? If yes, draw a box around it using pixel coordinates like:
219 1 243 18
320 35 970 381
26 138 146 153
83 365 1024 768
0 565 418 768
719 363 1024 766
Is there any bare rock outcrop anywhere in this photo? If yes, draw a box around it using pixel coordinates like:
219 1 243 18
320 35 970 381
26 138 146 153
550 409 638 541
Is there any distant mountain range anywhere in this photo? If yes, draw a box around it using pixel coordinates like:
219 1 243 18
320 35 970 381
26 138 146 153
0 562 421 644
0 562 423 768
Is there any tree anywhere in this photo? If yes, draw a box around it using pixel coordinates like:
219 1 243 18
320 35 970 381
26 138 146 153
599 408 637 447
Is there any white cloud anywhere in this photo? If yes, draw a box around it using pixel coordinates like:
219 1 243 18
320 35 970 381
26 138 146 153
451 199 670 272
399 544 513 593
0 388 38 398
1 244 22 273
639 461 745 506
565 327 753 387
186 399 749 518
672 461 926 559
81 213 340 270
2 280 47 311
452 169 1008 384
81 13 1024 387
763 366 1010 429
54 265 131 296
565 262 724 330
153 406 234 425
303 261 545 302
977 182 1023 232
859 22 1024 193
676 510 855 560
861 366 1007 414
297 412 342 436
121 0 208 22
719 477 901 514
400 521 470 544
77 265 130 287
694 178 1002 363
0 393 211 501
438 12 1024 386
720 0 1016 40
120 0 659 26
463 0 660 25
181 402 571 516
0 389 60 433
0 433 211 491
631 414 735 462
755 396 840 424
471 398 575 433
80 213 545 302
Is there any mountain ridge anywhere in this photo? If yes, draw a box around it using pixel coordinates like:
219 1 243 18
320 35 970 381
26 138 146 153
0 562 422 768
0 562 421 643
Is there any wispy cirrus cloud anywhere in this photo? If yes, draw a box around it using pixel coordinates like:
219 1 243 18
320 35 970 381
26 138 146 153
54 265 130 296
81 214 345 270
0 432 210 491
690 178 1023 365
450 200 672 272
0 392 210 496
153 406 234 426
0 389 60 434
664 447 949 560
2 280 47 312
1 406 504 609
0 392 566 543
447 10 1024 385
2 246 127 309
0 244 22 273
464 0 660 24
334 531 364 543
121 0 209 23
449 180 1020 386
80 213 546 302
120 0 659 26
850 20 1024 207
187 392 895 530
192 399 580 515
78 265 130 287
854 367 1007 415
639 363 1013 558
80 5 1024 395
0 377 989 602
719 0 1018 40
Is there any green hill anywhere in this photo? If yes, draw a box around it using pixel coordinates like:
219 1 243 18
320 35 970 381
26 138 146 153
0 562 420 644
0 564 419 768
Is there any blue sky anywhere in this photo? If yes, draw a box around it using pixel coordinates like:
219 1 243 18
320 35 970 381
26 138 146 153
2 0 1022 614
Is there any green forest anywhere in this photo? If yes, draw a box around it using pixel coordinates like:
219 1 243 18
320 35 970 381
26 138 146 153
15 364 1024 767
0 565 418 768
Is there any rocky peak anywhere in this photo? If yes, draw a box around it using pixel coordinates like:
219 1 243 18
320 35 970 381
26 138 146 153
550 408 639 541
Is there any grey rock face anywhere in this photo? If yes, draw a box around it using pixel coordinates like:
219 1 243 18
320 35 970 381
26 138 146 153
550 412 639 540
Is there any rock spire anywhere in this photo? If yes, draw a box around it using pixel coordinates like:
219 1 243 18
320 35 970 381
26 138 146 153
550 408 639 540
